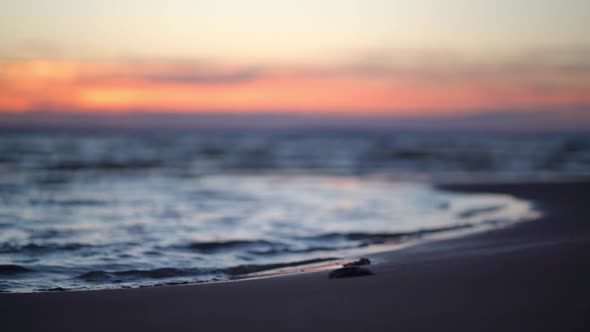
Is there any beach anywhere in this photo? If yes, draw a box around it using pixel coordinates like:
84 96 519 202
1 1 588 330
1 181 589 331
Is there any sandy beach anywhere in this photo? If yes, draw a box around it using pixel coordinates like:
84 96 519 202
1 181 589 331
2 1 589 330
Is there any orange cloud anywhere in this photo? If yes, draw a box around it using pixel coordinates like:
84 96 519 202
1 59 589 115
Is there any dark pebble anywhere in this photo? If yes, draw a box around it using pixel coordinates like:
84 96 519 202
329 266 374 279
343 258 371 267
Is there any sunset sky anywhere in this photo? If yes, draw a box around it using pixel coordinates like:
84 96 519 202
1 0 589 124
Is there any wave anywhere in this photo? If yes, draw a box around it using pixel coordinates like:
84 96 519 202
185 240 285 253
247 245 358 256
76 257 337 284
457 205 504 219
180 223 479 258
0 264 32 275
224 258 337 276
3 132 590 176
28 198 109 206
46 160 162 171
183 239 352 257
0 242 89 254
77 268 195 282
183 223 479 256
303 224 476 246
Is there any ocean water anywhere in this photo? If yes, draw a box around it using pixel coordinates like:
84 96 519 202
0 132 588 292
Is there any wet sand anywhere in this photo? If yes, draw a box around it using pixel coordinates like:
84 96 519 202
1 181 589 331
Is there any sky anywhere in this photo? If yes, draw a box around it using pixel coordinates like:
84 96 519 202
0 0 589 127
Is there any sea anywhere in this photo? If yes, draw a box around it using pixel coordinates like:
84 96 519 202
0 131 589 292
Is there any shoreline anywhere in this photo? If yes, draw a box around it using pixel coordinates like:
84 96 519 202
1 181 589 331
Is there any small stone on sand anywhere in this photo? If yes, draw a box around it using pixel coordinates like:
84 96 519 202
328 266 374 279
343 258 371 267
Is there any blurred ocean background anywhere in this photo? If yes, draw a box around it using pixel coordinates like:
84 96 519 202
1 131 589 292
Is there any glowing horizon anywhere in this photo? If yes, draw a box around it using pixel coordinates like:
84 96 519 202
1 1 589 120
1 55 588 115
